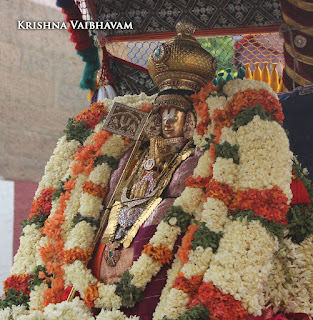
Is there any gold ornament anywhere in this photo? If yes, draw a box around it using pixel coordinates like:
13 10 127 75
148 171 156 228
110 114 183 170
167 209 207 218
148 21 217 93
153 93 192 112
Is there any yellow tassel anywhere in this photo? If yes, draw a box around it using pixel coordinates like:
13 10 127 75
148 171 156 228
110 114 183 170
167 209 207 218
277 77 284 93
253 62 262 81
261 62 270 84
270 63 279 93
244 63 252 79
88 90 95 101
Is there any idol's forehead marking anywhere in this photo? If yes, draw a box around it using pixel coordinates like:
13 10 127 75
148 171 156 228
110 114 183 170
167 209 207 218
162 108 177 120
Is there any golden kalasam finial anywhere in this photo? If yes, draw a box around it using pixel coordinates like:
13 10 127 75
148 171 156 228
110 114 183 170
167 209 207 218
148 20 217 93
175 19 196 36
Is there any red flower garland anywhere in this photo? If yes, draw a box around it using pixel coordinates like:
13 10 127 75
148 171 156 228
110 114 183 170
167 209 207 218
234 186 289 225
3 274 34 296
188 282 249 320
29 188 56 219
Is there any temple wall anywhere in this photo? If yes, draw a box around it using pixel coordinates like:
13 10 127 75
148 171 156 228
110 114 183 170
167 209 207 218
0 0 87 182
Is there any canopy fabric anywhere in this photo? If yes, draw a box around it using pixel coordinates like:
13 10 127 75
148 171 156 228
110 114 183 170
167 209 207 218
90 0 282 41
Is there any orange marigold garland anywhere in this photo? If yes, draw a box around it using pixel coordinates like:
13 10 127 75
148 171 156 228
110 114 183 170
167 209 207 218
177 224 199 265
75 101 108 129
205 179 235 208
82 181 107 198
63 248 93 265
140 103 154 113
188 282 249 320
83 282 100 308
39 238 66 306
71 145 99 176
39 184 75 305
212 89 284 132
204 179 289 224
92 129 112 149
173 274 203 297
234 186 290 225
71 130 112 176
191 83 216 135
142 243 173 265
186 176 211 191
192 82 217 105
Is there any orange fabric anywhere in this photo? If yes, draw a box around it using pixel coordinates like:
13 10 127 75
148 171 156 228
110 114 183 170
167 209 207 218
90 242 106 280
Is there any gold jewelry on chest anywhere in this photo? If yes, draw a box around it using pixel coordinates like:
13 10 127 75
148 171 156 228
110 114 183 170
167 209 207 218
101 140 194 266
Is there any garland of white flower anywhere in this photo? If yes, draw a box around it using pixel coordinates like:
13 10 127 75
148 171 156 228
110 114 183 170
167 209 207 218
153 89 228 319
9 137 81 277
153 79 294 319
204 81 292 315
264 235 313 317
2 93 156 320
3 81 311 320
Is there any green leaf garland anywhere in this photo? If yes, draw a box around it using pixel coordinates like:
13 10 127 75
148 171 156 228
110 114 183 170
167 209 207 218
64 118 93 144
214 141 240 164
72 213 100 229
191 222 223 253
231 210 285 241
232 104 274 131
20 212 49 235
0 289 29 310
28 266 52 291
287 204 313 244
162 305 212 320
94 154 119 170
163 206 193 233
114 270 143 308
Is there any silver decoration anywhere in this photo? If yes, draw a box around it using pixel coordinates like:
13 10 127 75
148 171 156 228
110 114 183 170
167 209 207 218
294 35 307 48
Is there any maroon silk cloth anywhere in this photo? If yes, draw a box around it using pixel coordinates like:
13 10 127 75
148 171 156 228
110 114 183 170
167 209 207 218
247 313 310 320
91 145 201 319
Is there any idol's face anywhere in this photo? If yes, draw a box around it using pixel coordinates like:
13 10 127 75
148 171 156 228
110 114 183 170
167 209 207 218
161 108 185 139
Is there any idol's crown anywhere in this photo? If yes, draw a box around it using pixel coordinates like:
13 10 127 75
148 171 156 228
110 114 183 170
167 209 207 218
148 20 217 93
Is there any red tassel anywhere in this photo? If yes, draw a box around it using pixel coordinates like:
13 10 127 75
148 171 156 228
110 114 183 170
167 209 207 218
290 178 311 206
99 47 114 84
62 5 93 52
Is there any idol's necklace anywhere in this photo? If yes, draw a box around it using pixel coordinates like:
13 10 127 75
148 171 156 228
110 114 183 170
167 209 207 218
103 139 193 267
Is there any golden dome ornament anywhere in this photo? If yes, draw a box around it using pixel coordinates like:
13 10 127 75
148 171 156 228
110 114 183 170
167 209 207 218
148 20 217 93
